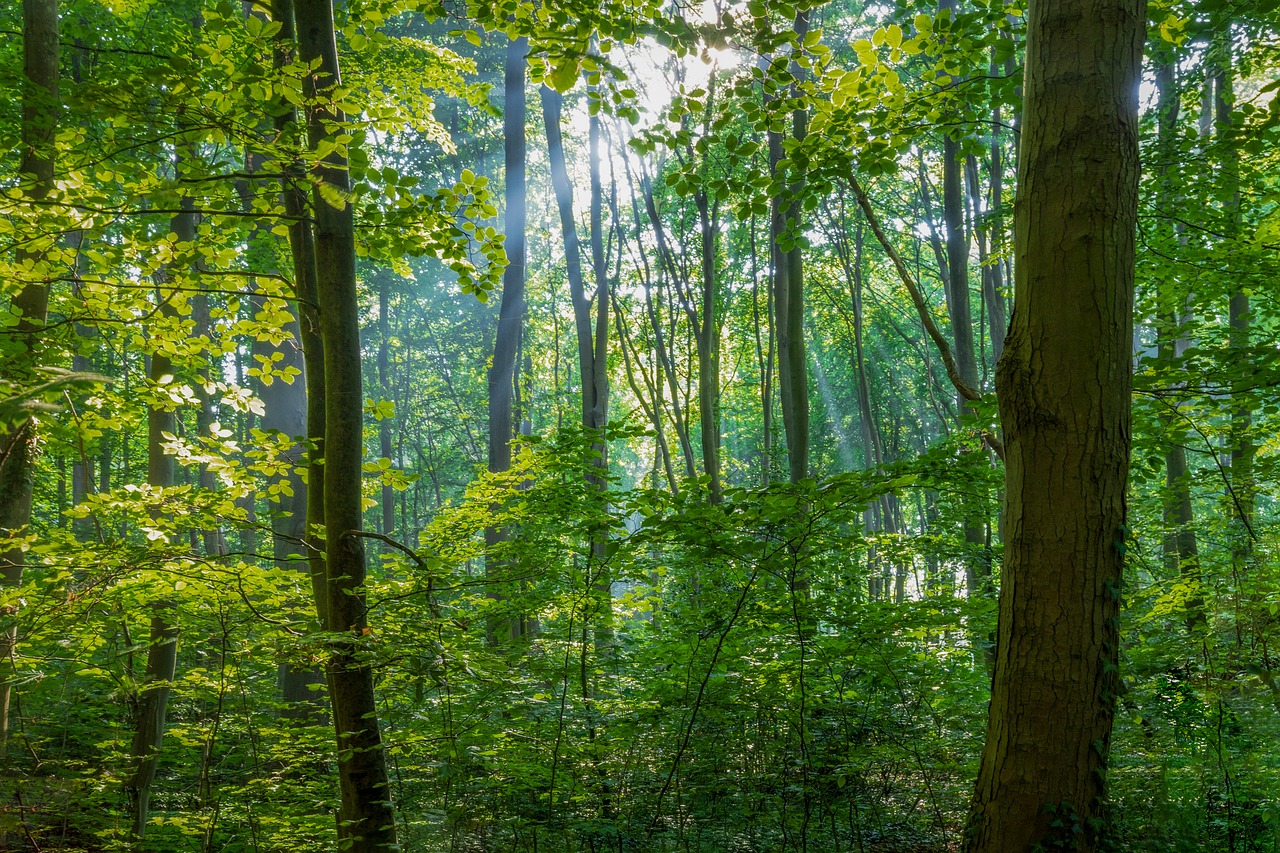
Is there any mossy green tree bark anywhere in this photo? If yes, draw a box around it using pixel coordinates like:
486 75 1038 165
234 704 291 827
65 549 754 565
965 0 1145 849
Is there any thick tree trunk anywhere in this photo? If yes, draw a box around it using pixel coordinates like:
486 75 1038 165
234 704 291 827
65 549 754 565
965 1 1144 850
294 2 398 849
0 0 58 757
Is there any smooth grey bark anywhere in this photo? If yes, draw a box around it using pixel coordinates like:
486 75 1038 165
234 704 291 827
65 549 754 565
691 171 723 501
749 216 775 486
937 0 986 602
294 1 398 849
1212 41 1253 577
377 274 394 539
1152 58 1204 634
965 0 1144 849
0 0 58 757
271 0 329 656
540 85 614 652
487 34 530 645
767 10 811 485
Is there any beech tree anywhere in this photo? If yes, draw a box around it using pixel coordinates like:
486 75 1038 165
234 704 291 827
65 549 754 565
965 0 1145 849
0 0 58 756
1 1 1278 850
295 1 398 849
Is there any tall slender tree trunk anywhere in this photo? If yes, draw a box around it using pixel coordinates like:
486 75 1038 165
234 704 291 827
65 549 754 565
377 271 395 538
294 2 398 849
487 34 529 645
542 83 615 827
1211 41 1252 582
964 154 1007 367
693 186 722 501
128 177 194 848
749 217 775 485
936 0 989 617
768 10 811 485
239 162 320 713
127 111 207 844
271 0 328 675
965 0 1144 850
1152 57 1204 634
0 0 58 757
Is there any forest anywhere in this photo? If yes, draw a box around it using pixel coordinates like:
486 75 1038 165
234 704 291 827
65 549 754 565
0 0 1278 850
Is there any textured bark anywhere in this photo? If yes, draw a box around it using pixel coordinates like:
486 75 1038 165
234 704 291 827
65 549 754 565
295 2 398 849
0 0 58 757
965 0 1144 850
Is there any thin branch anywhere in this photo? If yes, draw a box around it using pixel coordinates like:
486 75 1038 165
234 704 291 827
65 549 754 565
848 175 980 404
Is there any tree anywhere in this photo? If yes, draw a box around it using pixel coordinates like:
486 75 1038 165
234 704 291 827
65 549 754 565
487 32 530 644
769 8 812 487
0 0 58 756
294 1 398 849
965 0 1145 849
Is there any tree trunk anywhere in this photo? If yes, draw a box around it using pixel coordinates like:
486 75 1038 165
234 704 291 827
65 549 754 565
128 179 193 847
487 33 529 645
377 271 395 538
965 1 1143 850
271 0 329 679
1152 57 1204 634
1212 42 1252 581
0 0 58 758
693 186 723 501
295 2 398 849
768 10 811 485
935 4 987 597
